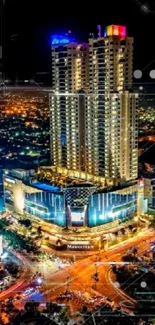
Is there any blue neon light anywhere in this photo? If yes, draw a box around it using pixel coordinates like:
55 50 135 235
33 182 60 192
88 191 137 227
51 34 75 45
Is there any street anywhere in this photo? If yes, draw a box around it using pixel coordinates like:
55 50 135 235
0 229 154 316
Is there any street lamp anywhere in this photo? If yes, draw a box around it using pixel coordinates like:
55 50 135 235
96 237 101 253
134 216 139 229
66 275 70 293
37 277 42 285
91 263 99 289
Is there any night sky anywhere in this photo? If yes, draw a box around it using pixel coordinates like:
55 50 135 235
3 0 155 82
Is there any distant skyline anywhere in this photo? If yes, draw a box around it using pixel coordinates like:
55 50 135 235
3 0 155 81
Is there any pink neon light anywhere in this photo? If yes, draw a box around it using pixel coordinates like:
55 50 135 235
105 25 127 38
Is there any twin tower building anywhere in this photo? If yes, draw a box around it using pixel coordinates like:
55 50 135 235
3 26 140 234
49 25 138 185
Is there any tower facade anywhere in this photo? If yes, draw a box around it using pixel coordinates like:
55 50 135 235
50 34 89 170
50 26 138 183
87 25 138 180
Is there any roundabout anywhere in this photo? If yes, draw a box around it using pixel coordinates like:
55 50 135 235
0 249 31 300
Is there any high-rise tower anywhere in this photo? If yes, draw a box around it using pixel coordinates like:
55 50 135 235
87 25 138 180
50 26 138 184
50 34 89 170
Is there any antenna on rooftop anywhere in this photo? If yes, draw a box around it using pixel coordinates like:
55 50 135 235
97 25 102 38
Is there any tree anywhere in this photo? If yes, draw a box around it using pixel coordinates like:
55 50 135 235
5 262 19 276
0 219 9 230
57 308 70 325
37 226 42 235
120 228 125 236
18 219 32 228
114 231 118 239
0 229 39 253
128 225 133 232
133 247 138 255
81 305 88 314
25 301 40 312
46 302 62 314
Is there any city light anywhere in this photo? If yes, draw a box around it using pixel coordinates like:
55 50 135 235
1 252 8 259
104 25 126 38
0 0 154 322
51 34 75 45
37 278 42 285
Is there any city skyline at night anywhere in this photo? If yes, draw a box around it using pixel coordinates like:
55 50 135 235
0 1 155 324
2 24 142 233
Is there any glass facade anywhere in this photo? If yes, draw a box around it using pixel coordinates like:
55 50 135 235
4 173 138 228
25 190 66 227
88 190 137 227
70 208 86 227
24 185 137 228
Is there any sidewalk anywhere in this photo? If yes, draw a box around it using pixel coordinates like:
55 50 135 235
41 245 95 259
41 228 154 259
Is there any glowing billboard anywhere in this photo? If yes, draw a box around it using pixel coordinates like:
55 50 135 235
51 34 75 45
104 25 126 38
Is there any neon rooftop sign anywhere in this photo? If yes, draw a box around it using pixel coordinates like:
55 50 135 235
51 34 75 45
104 25 126 38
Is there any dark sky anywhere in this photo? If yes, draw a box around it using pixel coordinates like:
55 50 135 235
3 0 155 81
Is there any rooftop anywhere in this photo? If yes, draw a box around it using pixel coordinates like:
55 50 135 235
32 182 61 193
104 25 127 38
51 33 76 45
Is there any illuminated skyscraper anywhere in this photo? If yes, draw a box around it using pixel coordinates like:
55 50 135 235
50 26 138 183
87 25 138 181
3 28 140 232
50 34 89 170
